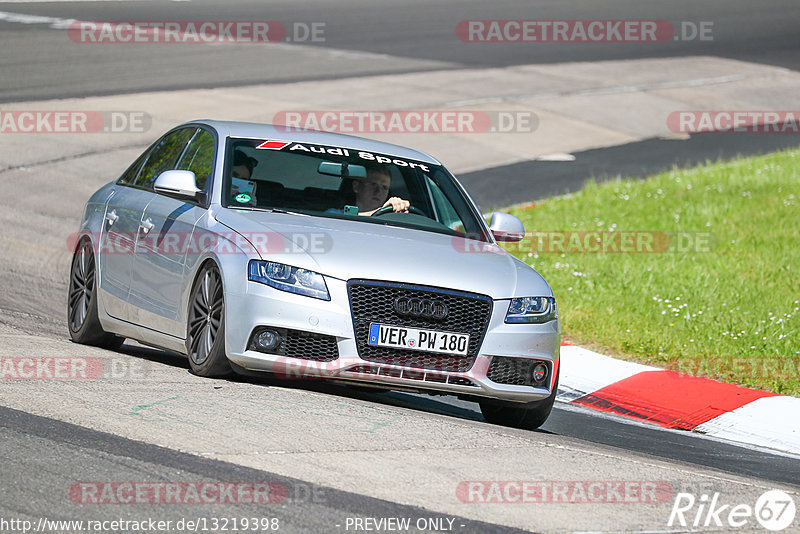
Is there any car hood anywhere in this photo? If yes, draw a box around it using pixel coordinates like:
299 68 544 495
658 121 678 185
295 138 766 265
214 209 552 299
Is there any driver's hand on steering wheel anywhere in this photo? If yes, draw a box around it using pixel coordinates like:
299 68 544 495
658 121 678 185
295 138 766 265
383 197 410 213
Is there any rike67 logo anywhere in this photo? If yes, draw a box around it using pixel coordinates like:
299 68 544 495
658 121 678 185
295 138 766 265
669 490 796 531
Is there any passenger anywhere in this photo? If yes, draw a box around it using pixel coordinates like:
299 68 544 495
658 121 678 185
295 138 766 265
230 150 259 206
232 150 258 180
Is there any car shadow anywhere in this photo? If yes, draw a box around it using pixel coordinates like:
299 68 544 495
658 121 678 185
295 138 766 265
231 369 487 423
116 342 190 369
239 376 556 434
114 342 554 433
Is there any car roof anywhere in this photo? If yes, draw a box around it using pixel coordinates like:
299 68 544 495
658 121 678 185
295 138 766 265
192 119 442 165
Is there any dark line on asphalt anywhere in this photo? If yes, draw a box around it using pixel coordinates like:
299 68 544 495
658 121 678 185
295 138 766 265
0 142 149 175
0 404 532 534
0 67 463 105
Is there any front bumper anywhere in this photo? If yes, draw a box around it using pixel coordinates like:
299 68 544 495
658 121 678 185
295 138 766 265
225 277 560 403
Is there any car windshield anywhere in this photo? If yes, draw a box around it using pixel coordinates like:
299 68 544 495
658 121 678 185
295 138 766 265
222 137 490 241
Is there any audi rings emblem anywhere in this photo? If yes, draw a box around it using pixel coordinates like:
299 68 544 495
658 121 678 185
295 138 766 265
394 297 448 320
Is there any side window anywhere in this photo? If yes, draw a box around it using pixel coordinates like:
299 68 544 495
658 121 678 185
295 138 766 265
176 129 215 190
133 127 196 189
117 149 149 185
425 175 464 230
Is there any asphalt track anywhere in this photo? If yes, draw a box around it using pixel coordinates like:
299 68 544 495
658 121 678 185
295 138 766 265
3 0 799 209
1 1 800 532
1 0 799 101
0 405 526 534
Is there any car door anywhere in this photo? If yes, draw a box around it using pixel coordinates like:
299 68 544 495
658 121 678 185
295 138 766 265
101 126 195 325
98 149 154 322
128 127 216 337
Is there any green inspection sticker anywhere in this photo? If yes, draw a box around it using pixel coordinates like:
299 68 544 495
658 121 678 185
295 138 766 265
235 193 252 203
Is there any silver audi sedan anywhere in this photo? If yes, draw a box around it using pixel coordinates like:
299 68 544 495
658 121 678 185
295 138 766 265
68 120 560 429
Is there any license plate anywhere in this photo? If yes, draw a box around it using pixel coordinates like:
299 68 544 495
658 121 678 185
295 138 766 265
367 323 469 355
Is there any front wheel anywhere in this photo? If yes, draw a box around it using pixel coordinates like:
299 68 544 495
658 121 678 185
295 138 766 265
67 238 124 349
186 262 232 377
479 372 559 430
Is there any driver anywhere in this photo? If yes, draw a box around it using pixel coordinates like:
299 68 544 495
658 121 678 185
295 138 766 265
352 165 410 216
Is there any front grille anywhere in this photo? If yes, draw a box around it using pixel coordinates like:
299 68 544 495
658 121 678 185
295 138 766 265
487 356 549 386
248 327 339 362
348 280 492 372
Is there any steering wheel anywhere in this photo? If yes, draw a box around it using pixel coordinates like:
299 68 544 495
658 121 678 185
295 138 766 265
371 204 426 217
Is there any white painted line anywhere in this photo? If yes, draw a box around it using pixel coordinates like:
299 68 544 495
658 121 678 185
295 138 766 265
0 10 398 59
537 153 575 162
0 10 75 28
0 1 142 3
695 396 800 455
659 133 691 141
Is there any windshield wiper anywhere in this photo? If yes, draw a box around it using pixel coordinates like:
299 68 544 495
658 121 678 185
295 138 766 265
230 206 302 216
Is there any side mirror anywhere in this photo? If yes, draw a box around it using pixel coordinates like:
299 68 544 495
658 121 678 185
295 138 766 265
488 212 525 242
153 170 201 201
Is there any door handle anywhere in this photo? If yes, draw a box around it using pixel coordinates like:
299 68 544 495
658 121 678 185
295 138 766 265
104 210 118 227
139 218 155 234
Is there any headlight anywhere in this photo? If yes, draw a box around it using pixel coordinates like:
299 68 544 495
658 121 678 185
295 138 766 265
505 297 557 323
248 260 330 300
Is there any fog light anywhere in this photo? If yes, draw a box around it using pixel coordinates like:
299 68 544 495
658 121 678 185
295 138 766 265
255 330 281 351
532 362 549 385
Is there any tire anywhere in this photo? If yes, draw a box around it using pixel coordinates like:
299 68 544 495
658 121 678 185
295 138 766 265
67 238 125 350
479 371 559 430
186 262 232 377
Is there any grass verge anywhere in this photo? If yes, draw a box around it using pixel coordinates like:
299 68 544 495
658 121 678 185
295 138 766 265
505 148 800 395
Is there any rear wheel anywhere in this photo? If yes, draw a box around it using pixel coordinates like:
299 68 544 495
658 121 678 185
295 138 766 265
67 238 125 349
479 372 559 430
186 262 232 377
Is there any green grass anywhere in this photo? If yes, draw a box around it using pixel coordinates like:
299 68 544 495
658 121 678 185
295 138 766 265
505 149 800 395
